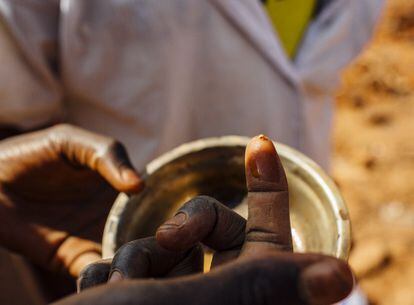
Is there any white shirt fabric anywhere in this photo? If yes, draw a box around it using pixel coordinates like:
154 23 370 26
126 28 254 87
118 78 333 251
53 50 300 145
0 0 383 171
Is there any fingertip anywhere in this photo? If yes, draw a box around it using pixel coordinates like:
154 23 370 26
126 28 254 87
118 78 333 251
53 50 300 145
299 259 354 305
97 143 144 193
245 135 287 192
120 168 144 194
77 259 112 292
247 135 276 155
156 213 191 251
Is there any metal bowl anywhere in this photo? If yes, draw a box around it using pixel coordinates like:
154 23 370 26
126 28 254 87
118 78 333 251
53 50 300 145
102 136 351 260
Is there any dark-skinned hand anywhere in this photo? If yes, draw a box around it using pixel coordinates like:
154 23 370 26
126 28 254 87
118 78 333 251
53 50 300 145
0 124 143 277
64 135 353 305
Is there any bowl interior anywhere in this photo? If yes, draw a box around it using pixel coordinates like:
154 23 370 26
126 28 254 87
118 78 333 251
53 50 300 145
104 141 349 259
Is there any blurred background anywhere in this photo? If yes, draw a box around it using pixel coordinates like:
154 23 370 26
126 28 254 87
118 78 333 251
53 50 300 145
333 0 414 304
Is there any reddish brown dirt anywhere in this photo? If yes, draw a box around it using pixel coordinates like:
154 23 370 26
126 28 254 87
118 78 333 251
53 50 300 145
333 1 414 304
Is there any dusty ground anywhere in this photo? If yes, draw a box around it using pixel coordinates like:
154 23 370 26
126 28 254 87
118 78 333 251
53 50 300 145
333 0 414 304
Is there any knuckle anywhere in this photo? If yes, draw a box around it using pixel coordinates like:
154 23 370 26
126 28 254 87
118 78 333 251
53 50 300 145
195 195 220 206
245 230 281 244
181 195 217 213
46 124 75 148
51 123 74 132
48 124 76 139
113 238 154 264
115 241 141 258
79 262 106 278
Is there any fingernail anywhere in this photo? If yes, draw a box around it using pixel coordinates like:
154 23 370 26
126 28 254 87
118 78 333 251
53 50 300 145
76 276 83 293
158 212 187 230
245 135 287 191
121 169 143 191
299 261 353 305
108 270 124 283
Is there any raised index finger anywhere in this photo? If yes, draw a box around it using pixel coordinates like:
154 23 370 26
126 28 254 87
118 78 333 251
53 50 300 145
242 135 293 256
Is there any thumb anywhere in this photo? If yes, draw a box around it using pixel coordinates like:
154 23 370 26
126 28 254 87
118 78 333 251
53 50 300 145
242 135 292 256
53 254 353 305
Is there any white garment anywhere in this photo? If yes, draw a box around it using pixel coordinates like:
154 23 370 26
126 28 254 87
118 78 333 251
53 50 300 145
0 0 384 170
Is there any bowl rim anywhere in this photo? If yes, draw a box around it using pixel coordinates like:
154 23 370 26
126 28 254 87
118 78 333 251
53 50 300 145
102 136 351 260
